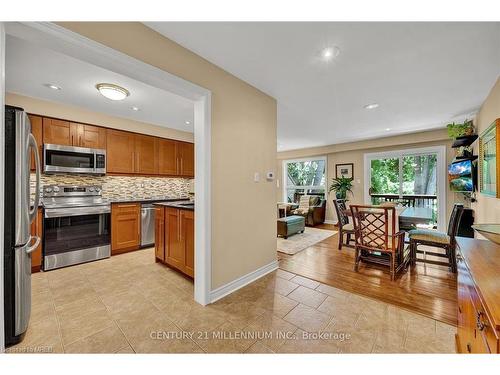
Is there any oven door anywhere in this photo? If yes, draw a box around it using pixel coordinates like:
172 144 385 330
43 206 111 270
44 144 105 174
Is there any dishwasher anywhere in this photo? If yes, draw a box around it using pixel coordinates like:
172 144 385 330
141 203 156 247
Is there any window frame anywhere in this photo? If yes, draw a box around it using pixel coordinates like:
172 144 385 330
282 156 327 203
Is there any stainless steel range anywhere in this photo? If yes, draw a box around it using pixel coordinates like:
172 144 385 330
42 185 111 271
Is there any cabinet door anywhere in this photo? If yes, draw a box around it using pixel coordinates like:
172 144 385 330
178 142 195 177
72 123 106 149
155 207 165 261
30 208 43 272
28 115 43 171
43 118 75 146
106 129 135 173
111 203 141 254
182 210 195 277
165 208 184 271
158 139 178 175
135 135 158 174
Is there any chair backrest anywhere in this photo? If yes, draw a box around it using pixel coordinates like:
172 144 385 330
447 204 464 242
333 199 349 227
350 205 397 251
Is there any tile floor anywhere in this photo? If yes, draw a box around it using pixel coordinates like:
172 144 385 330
7 248 456 353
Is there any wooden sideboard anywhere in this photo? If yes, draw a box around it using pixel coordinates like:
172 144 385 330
456 237 500 353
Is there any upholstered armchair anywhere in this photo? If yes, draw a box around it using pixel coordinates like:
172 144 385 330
292 195 326 226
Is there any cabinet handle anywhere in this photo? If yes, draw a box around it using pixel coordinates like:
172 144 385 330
136 152 140 171
466 343 472 353
79 136 82 146
71 135 74 145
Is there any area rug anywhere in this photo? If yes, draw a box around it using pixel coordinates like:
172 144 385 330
277 227 337 255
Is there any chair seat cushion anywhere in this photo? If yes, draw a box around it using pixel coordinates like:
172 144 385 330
343 223 354 231
409 229 450 244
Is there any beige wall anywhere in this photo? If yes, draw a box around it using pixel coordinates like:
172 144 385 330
6 92 194 142
277 129 466 224
56 23 277 290
472 77 500 224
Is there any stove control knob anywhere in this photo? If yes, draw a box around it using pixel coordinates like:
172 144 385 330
95 187 101 193
89 187 95 192
53 186 60 193
45 187 53 194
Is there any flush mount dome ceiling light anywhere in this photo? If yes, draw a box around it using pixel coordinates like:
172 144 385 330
364 103 380 110
44 83 61 90
96 83 130 101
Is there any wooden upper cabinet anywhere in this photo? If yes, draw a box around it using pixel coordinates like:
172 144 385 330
28 115 43 171
71 123 106 149
43 118 74 146
178 142 195 177
135 134 158 175
106 129 135 174
158 139 178 176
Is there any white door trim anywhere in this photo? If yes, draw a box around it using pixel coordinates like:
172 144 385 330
363 145 447 231
5 22 213 305
0 21 6 353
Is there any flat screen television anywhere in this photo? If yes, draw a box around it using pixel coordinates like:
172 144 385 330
448 159 474 192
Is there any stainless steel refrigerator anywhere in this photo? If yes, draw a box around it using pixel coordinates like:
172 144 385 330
3 105 41 346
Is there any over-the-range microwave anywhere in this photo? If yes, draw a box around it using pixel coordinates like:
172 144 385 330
43 144 106 175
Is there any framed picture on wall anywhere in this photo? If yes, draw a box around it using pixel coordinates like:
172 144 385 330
336 163 354 180
479 119 499 197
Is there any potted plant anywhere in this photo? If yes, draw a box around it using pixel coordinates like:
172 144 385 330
329 177 353 200
447 120 475 138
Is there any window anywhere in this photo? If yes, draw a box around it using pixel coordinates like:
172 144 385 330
364 146 446 231
283 157 326 203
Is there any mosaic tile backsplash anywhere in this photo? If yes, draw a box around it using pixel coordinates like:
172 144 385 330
30 174 193 199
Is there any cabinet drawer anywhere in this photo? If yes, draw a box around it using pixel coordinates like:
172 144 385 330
469 285 499 353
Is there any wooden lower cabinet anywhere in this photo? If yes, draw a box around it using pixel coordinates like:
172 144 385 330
154 207 165 261
456 239 500 354
111 203 141 255
30 208 43 273
155 206 194 277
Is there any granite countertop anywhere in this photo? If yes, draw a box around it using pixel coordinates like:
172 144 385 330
108 196 190 204
154 200 195 211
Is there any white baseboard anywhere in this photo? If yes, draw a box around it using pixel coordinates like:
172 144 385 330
209 259 278 303
324 220 338 225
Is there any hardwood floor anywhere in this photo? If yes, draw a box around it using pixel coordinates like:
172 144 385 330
278 224 458 326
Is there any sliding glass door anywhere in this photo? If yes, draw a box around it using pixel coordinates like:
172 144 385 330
365 147 446 230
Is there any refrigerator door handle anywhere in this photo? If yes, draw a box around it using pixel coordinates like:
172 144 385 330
25 236 41 254
28 133 41 223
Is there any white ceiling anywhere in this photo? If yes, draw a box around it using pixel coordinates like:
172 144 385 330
5 35 194 133
146 22 500 151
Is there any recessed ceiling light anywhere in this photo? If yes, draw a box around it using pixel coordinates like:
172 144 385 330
185 121 191 125
131 106 140 111
385 128 391 131
320 46 340 61
364 103 380 110
44 83 61 90
96 83 130 101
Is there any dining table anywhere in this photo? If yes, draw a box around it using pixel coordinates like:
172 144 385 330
342 205 434 230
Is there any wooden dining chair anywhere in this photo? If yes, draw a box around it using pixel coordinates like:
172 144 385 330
333 199 355 250
408 203 464 273
350 205 407 280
